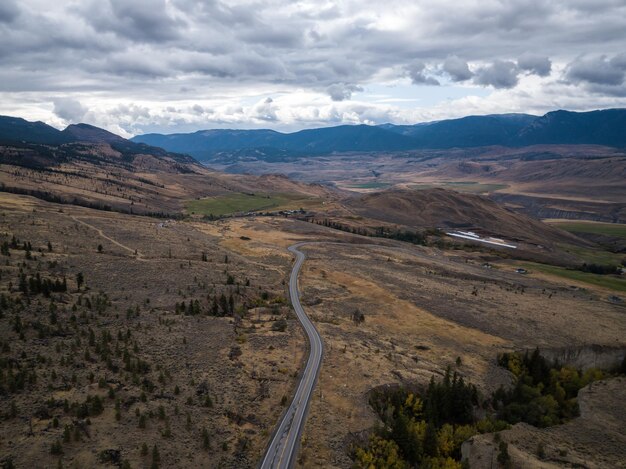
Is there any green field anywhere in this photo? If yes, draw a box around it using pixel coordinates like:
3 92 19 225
186 192 319 217
548 221 626 239
558 243 625 265
409 181 509 193
521 262 626 292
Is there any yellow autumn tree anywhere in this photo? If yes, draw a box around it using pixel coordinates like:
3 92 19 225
353 435 408 469
437 424 455 457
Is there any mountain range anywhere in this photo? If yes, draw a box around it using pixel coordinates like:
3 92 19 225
131 109 626 162
1 109 625 166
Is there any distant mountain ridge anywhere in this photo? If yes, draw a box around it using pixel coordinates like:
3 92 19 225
0 116 197 167
2 109 625 165
62 123 128 144
131 109 626 162
0 116 74 145
134 124 419 161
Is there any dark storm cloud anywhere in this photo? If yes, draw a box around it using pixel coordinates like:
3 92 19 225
93 52 172 78
474 61 520 89
565 54 626 97
53 98 87 122
407 62 439 86
2 0 625 92
517 53 552 77
238 25 304 48
442 56 473 82
0 0 20 23
566 55 625 86
326 83 363 101
80 0 185 42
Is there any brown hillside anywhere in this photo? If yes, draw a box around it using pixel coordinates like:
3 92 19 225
344 188 584 246
439 156 626 188
0 143 335 216
419 146 626 201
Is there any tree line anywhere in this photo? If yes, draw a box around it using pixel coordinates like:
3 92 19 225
175 292 236 317
19 273 67 297
313 218 427 246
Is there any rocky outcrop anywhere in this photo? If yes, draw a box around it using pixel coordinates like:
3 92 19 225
535 345 626 371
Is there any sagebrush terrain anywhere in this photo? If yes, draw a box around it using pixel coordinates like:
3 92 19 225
1 115 625 469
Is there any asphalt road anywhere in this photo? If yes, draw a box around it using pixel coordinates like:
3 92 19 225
259 243 324 469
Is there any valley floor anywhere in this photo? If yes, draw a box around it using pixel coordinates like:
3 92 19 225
1 193 624 468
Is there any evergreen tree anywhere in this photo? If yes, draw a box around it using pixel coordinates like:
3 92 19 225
151 445 160 469
219 293 229 316
202 428 210 450
423 422 439 458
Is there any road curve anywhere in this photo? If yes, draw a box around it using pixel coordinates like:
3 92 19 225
259 243 324 469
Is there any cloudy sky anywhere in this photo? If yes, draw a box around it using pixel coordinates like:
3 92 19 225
1 0 625 136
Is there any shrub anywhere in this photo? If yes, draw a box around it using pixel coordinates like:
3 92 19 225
272 319 287 332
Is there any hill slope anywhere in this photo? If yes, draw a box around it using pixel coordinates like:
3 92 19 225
0 115 334 215
344 188 583 246
0 116 198 168
62 123 128 144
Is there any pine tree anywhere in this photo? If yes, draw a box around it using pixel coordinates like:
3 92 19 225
423 422 439 458
151 445 160 469
202 427 210 450
219 293 228 316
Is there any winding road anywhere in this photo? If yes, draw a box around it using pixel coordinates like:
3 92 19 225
259 243 324 469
